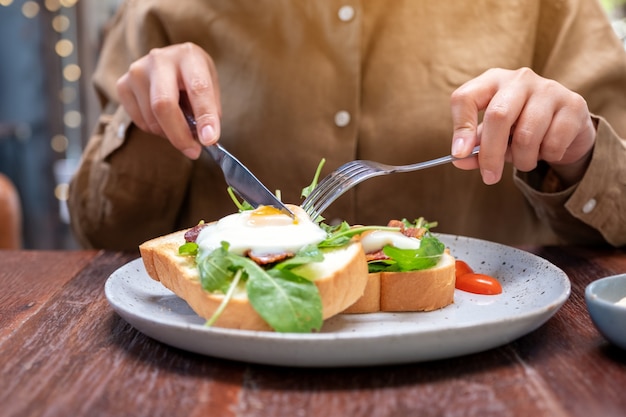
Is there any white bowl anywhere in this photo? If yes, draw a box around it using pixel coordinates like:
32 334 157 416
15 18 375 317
585 274 626 350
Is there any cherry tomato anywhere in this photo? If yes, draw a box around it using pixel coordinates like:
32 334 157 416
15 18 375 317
455 273 503 295
455 260 474 279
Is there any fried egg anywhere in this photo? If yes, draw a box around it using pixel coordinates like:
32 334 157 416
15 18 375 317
196 204 327 256
359 230 421 253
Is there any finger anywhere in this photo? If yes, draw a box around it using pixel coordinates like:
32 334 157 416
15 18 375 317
180 44 222 146
126 58 171 137
116 73 152 134
146 50 202 158
508 95 553 172
541 94 594 165
118 65 167 137
450 72 498 159
453 124 482 171
540 108 585 165
478 79 531 184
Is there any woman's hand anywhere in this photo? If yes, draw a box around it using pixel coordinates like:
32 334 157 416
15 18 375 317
450 67 596 187
116 42 222 159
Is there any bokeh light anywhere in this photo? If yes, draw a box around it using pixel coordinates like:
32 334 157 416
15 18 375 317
22 1 39 18
52 15 70 32
51 134 69 153
64 110 82 129
54 183 69 201
60 0 78 8
55 39 74 57
63 64 81 82
44 0 61 12
59 86 77 104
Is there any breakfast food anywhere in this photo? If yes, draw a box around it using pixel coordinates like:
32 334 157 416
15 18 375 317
454 260 502 295
139 204 368 332
343 219 456 313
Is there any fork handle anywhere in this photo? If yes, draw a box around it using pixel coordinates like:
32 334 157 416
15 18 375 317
394 145 480 173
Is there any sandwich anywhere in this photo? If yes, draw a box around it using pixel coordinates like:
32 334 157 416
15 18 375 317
343 218 456 313
139 204 369 333
139 161 455 332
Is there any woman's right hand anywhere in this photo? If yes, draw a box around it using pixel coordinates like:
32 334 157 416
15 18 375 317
116 42 222 159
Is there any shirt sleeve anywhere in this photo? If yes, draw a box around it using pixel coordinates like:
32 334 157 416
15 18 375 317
514 116 626 247
68 104 194 250
67 2 193 250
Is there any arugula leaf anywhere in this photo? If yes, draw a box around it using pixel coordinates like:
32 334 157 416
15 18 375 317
318 223 400 248
229 254 324 332
301 159 326 199
369 235 445 273
196 242 324 332
273 244 324 271
197 242 237 293
205 268 243 326
227 187 254 212
179 242 198 256
402 217 438 230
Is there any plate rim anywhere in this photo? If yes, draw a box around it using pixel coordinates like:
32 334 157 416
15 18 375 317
104 233 571 364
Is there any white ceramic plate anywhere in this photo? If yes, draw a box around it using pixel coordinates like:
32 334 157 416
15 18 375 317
105 234 570 367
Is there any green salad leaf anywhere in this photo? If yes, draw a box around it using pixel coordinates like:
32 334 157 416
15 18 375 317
318 222 400 248
247 267 323 333
367 235 445 273
194 242 324 332
273 244 324 270
178 241 199 256
301 158 326 199
197 242 238 294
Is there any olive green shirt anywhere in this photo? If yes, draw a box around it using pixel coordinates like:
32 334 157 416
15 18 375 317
69 0 626 250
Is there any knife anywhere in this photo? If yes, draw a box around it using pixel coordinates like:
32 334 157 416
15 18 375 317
180 97 294 217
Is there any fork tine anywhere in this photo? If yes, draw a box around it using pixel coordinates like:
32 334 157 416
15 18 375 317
302 162 372 217
302 163 364 207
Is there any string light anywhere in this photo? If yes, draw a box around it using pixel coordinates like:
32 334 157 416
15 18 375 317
63 110 82 129
52 15 70 32
55 39 74 57
21 1 39 18
44 0 61 12
51 135 69 153
63 63 81 82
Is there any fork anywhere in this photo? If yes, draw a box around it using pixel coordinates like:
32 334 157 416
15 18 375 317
301 146 480 220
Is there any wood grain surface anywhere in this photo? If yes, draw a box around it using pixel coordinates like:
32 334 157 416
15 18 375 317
0 247 625 417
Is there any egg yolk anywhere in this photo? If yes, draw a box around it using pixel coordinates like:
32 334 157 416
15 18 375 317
247 205 299 227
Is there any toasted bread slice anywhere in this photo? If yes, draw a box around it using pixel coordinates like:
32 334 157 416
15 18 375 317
343 251 455 313
139 229 368 331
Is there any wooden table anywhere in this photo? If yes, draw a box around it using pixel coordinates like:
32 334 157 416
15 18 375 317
1 247 625 417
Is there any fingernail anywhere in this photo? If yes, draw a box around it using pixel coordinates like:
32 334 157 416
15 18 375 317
452 138 464 156
182 146 201 159
481 169 497 185
201 124 216 145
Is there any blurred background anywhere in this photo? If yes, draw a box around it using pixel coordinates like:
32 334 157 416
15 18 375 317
0 0 625 250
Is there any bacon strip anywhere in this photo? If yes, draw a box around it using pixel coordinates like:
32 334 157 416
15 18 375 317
184 223 209 243
387 219 426 239
246 250 294 265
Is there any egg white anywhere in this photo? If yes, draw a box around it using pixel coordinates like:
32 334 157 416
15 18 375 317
196 204 328 256
359 230 421 253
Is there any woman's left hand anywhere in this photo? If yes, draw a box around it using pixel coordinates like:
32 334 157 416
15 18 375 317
450 67 596 186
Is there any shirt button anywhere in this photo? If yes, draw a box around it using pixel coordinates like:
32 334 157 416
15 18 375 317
334 110 351 127
338 5 355 22
582 198 597 214
117 123 126 139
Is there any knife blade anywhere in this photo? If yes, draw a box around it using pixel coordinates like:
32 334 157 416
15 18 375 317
204 143 294 216
180 98 294 217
